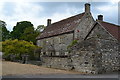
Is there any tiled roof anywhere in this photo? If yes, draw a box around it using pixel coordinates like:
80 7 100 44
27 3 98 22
37 12 85 39
98 20 120 41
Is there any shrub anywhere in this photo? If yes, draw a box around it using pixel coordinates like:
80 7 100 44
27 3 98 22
2 39 40 60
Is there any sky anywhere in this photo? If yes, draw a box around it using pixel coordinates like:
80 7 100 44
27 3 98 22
0 0 120 31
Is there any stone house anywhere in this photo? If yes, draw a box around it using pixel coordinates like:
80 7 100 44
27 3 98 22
36 3 120 74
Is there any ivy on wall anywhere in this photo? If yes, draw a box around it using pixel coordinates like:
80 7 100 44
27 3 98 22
67 40 78 50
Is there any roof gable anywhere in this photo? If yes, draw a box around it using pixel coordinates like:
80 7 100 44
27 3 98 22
97 20 120 41
37 12 85 39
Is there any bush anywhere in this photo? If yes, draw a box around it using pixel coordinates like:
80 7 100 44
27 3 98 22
2 39 40 60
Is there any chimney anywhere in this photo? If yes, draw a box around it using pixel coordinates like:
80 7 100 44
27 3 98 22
98 15 103 21
85 3 90 13
47 19 51 26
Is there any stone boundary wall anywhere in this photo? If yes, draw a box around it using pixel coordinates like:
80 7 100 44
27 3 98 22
42 57 72 70
99 39 120 73
41 51 100 74
41 38 120 74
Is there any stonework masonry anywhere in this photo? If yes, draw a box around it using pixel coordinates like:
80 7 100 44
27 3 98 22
37 33 73 56
36 3 120 74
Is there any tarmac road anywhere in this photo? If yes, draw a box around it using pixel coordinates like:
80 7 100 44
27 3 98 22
2 73 119 78
2 74 120 80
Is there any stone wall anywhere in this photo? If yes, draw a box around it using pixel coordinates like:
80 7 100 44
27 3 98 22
71 51 101 74
70 38 103 74
37 33 73 56
70 37 119 74
41 49 102 74
37 12 119 74
41 37 102 74
74 12 95 41
86 23 120 73
41 56 72 70
99 39 119 73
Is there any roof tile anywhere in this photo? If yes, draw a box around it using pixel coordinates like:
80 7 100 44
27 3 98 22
98 21 120 41
37 12 85 39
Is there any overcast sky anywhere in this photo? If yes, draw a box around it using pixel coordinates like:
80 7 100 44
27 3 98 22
0 0 119 31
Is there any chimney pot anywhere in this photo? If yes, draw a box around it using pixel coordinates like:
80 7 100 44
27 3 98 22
98 15 103 21
85 3 90 13
47 19 51 26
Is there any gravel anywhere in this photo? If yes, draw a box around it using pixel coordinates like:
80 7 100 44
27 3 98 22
2 61 81 76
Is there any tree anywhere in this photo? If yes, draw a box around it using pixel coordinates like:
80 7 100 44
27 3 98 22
10 21 46 44
20 27 39 44
35 25 46 43
36 25 46 32
11 21 34 39
0 20 10 41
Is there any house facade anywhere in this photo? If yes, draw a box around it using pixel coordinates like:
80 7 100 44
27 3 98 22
36 3 120 74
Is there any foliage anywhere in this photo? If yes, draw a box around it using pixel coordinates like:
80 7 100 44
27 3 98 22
67 40 78 49
36 25 46 32
0 20 46 46
10 21 44 44
0 20 10 41
0 26 1 41
0 42 2 52
11 21 34 39
2 39 40 60
20 27 39 44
